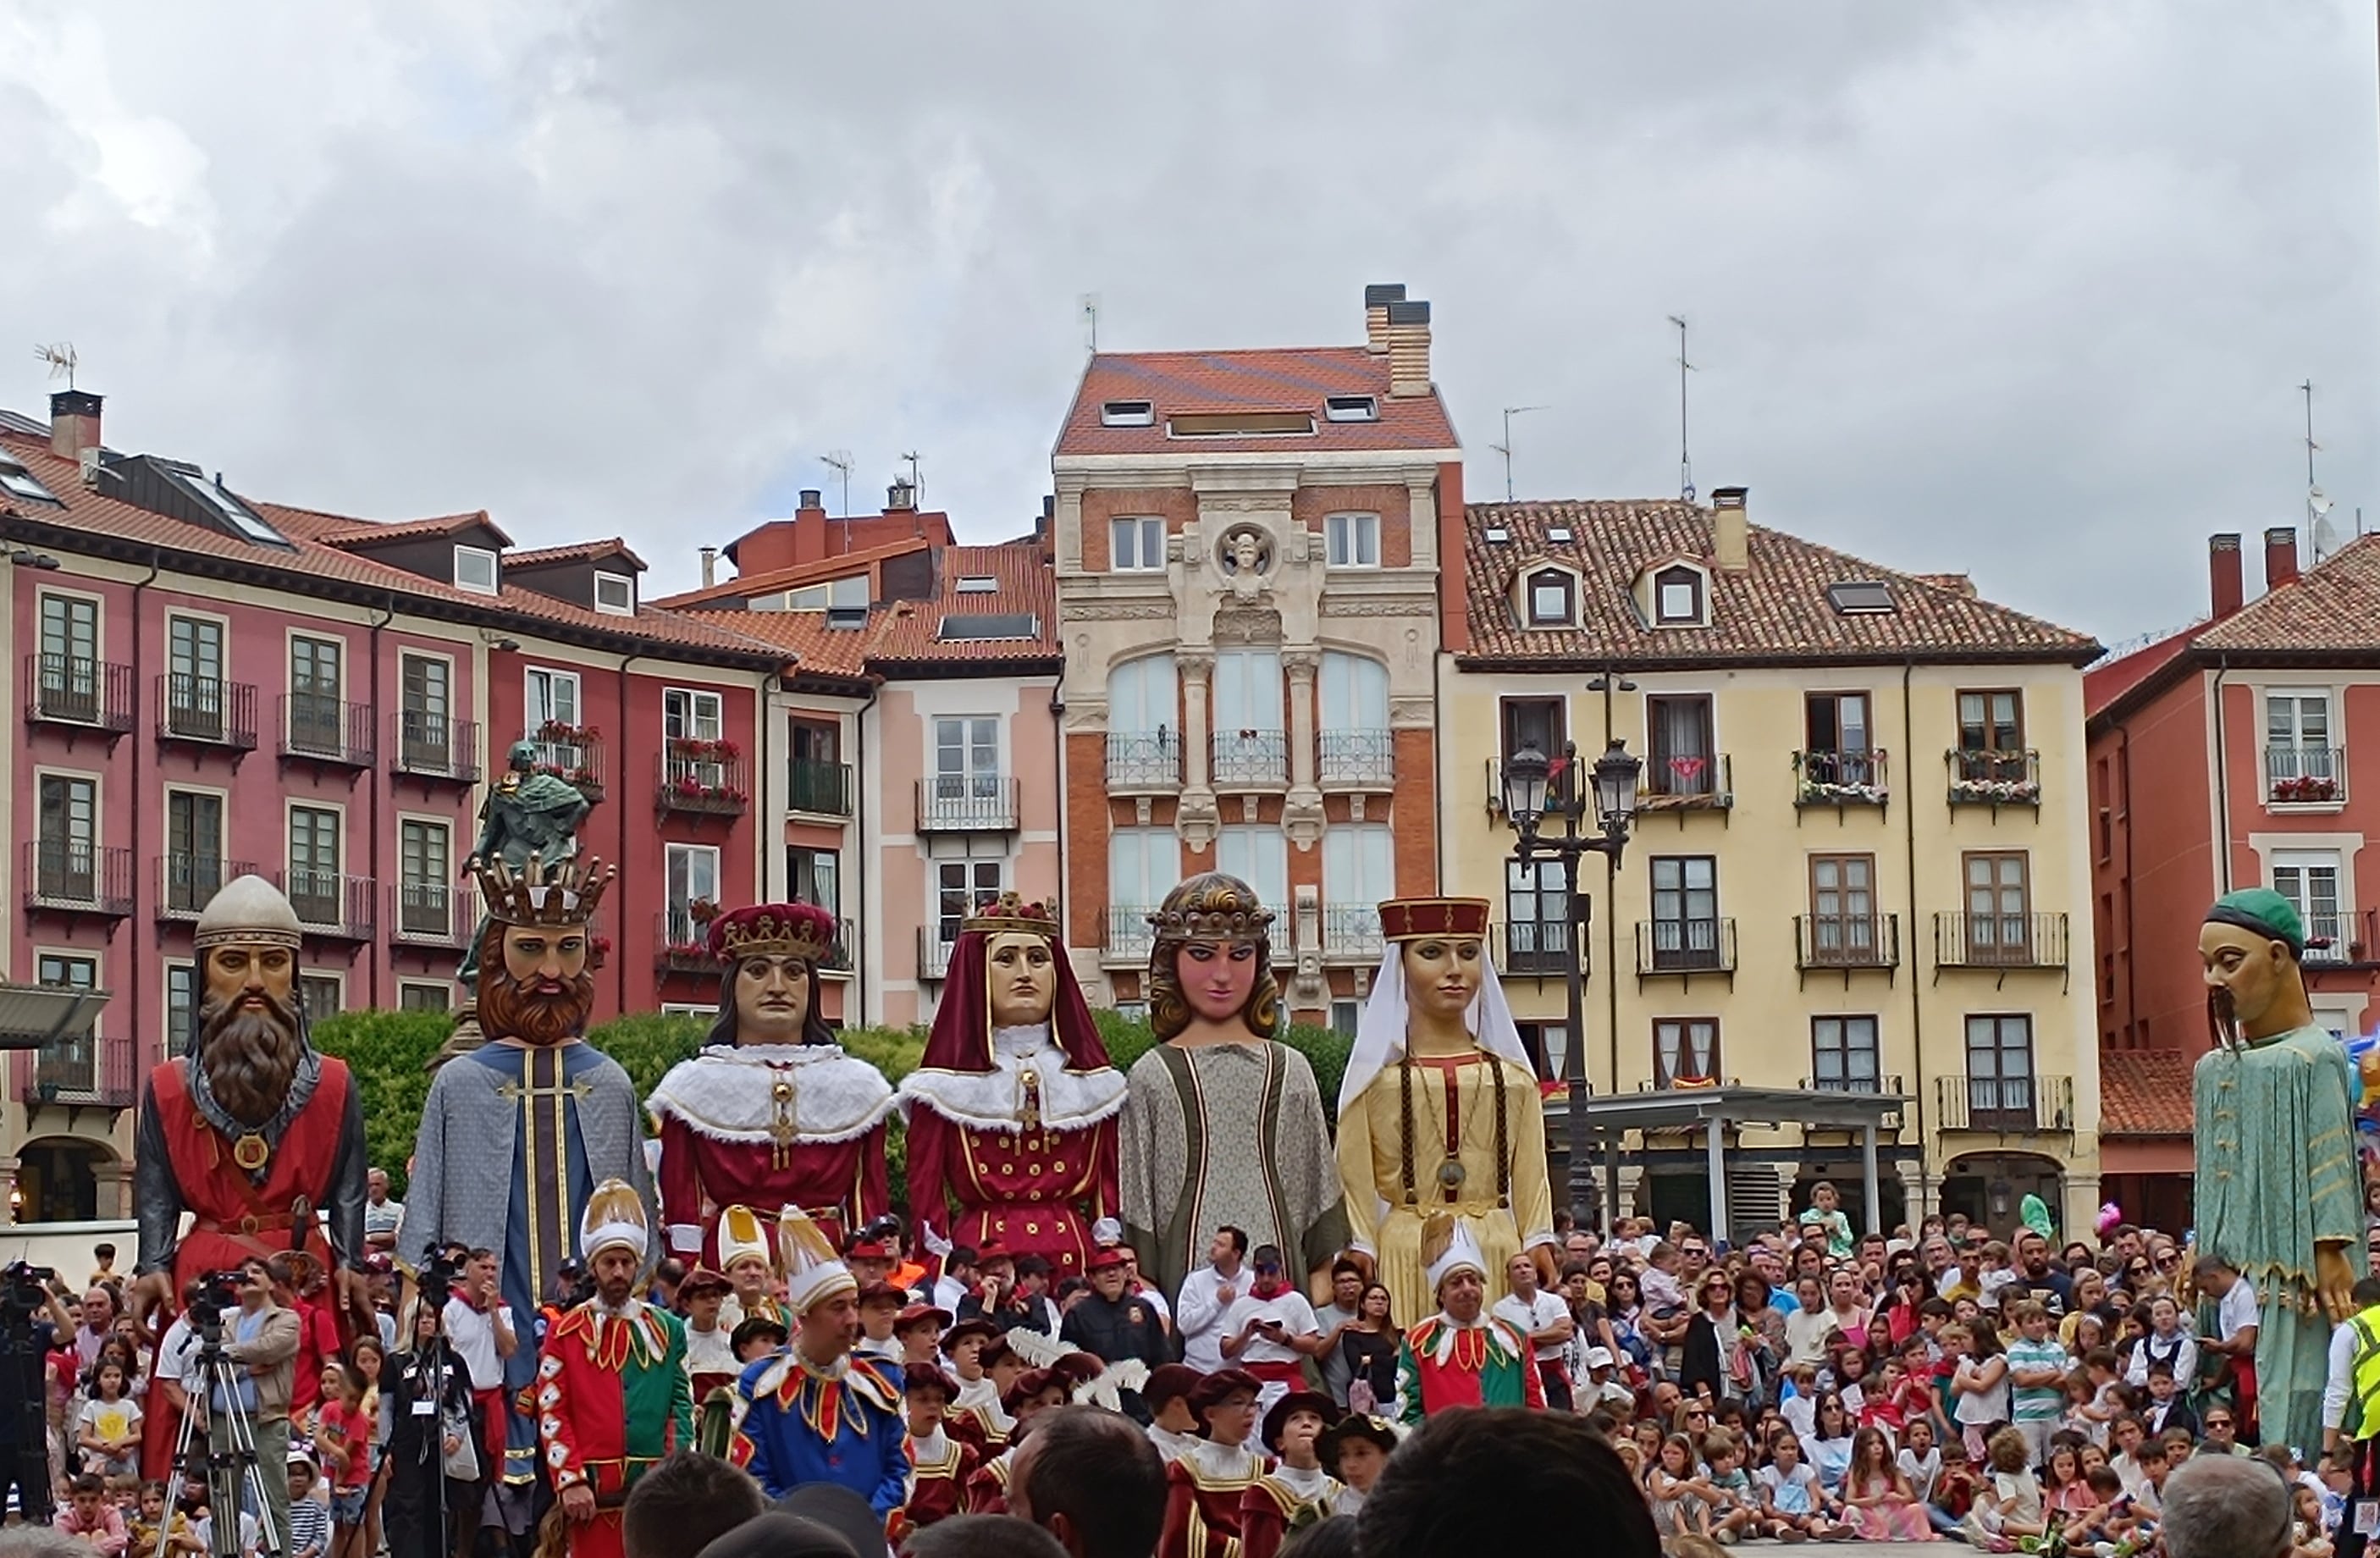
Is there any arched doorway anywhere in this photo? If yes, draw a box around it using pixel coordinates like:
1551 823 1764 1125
1937 1151 2067 1241
14 1136 115 1223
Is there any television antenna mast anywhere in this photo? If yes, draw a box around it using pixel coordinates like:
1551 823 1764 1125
1080 294 1101 355
2304 380 2340 560
901 450 923 506
1490 406 1549 502
1669 315 1698 502
820 450 854 518
34 342 76 389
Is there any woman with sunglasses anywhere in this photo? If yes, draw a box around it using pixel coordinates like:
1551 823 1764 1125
1682 1269 1755 1409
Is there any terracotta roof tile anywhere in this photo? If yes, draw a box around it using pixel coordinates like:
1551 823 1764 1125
2096 1049 2196 1137
2193 534 2380 653
1055 347 1459 458
315 509 514 548
685 540 1057 677
510 538 648 571
654 538 929 610
1456 499 2101 667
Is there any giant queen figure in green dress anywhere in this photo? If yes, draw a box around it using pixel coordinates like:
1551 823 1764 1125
2194 887 2367 1454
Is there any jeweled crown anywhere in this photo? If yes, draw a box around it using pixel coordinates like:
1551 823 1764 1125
474 853 614 929
1147 873 1275 944
962 892 1060 937
707 902 837 964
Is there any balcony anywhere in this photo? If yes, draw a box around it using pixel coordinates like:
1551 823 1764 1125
1104 905 1158 966
1318 729 1395 789
1320 904 1384 964
157 854 260 922
1935 1073 2075 1135
1211 729 1289 789
1794 913 1902 984
26 655 135 738
1792 749 1889 813
25 843 134 918
2267 745 2347 807
276 869 376 942
658 908 719 973
659 745 750 818
1503 919 1582 979
1947 749 2041 810
390 714 481 785
1933 912 2069 984
390 881 477 949
788 759 854 818
1797 1073 1908 1132
278 694 375 770
13 1032 136 1114
1105 732 1184 792
820 918 855 975
916 776 1020 833
918 926 957 982
1641 752 1733 815
527 728 606 805
156 675 259 754
1635 917 1737 986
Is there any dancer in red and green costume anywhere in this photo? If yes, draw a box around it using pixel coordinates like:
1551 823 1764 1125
1396 1212 1544 1421
537 1180 693 1558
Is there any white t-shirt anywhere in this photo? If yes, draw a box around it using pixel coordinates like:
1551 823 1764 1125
1492 1290 1571 1363
2217 1275 2261 1344
1221 1290 1319 1369
443 1295 513 1390
152 1315 199 1393
1176 1265 1247 1373
1897 1446 1941 1501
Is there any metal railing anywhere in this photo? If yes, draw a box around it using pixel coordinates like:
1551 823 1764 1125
1320 903 1383 961
1795 913 1901 970
658 908 719 971
2267 745 2347 805
1211 729 1289 787
1793 749 1889 805
13 1032 135 1111
526 733 605 802
916 776 1020 832
279 694 375 766
1947 748 2041 806
27 655 135 732
1318 728 1395 787
391 881 476 946
1936 1073 2075 1134
1643 751 1733 809
1104 905 1158 964
276 869 376 940
157 674 259 749
1502 919 1583 977
1105 732 1184 789
918 926 958 981
1934 912 2069 970
788 759 854 817
1800 1070 1905 1097
391 713 480 782
157 854 258 920
660 750 750 815
1636 917 1737 975
25 842 134 915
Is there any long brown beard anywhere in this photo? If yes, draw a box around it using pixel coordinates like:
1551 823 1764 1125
196 988 306 1128
479 963 595 1048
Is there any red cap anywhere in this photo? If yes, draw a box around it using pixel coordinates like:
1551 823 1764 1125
1086 1247 1131 1273
895 1302 952 1333
844 1240 894 1261
705 902 837 964
1376 896 1492 942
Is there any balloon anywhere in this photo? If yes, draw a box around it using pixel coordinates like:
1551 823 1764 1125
2096 1202 2123 1237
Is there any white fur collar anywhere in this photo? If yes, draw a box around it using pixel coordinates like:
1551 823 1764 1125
897 1025 1128 1135
1270 1464 1339 1501
647 1044 896 1145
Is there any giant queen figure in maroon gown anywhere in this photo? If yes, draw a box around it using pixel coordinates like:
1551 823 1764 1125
645 903 897 1262
897 893 1125 1278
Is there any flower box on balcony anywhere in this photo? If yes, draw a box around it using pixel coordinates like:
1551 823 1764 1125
1949 777 2041 804
2272 775 2342 804
669 738 742 762
1798 780 1888 805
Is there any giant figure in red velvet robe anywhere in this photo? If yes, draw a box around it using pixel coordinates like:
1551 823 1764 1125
897 894 1123 1279
646 903 895 1263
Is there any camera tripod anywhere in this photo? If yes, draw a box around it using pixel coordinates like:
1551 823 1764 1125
174 1313 287 1558
1 1308 52 1525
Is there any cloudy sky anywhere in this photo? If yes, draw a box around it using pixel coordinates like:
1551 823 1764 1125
1 2 2372 644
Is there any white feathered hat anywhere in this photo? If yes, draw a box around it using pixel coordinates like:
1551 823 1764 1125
715 1205 773 1273
777 1206 857 1316
1421 1211 1488 1300
579 1179 648 1264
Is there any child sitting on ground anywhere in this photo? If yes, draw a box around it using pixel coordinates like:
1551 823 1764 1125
1926 1439 1977 1539
1691 1429 1760 1543
1962 1425 2047 1553
1648 1433 1714 1544
1756 1428 1847 1542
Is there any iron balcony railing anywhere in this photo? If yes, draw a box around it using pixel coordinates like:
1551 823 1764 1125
1936 1073 2075 1134
1318 729 1395 787
918 926 958 982
1799 1070 1905 1097
1502 919 1582 978
391 713 480 782
1320 904 1384 961
788 759 854 817
1793 749 1888 806
658 908 719 972
1643 751 1733 810
279 694 375 767
1104 905 1158 964
1934 912 2069 971
1795 913 1901 971
916 776 1020 832
1211 728 1289 787
1637 916 1737 976
660 750 750 816
1947 748 2041 807
391 881 477 947
2267 745 2347 805
13 1031 135 1111
276 869 376 941
526 732 605 803
27 654 135 732
1105 732 1184 790
25 842 134 915
157 674 259 750
157 854 259 921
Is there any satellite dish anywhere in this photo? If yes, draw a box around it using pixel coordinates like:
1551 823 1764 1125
2316 514 2343 560
2309 485 2335 517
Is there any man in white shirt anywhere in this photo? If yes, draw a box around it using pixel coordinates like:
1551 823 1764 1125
1175 1224 1250 1373
1491 1252 1576 1410
2195 1254 2263 1432
363 1168 405 1254
439 1247 516 1547
1218 1244 1321 1432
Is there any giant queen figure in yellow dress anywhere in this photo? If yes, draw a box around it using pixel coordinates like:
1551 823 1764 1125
1335 897 1557 1323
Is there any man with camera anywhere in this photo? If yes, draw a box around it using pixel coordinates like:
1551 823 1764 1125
2 1261 75 1524
202 1258 300 1545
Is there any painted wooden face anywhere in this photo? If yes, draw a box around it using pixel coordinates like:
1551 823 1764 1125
1400 936 1484 1024
1176 939 1258 1021
986 931 1057 1029
733 953 811 1041
2198 921 2300 1036
203 942 296 1009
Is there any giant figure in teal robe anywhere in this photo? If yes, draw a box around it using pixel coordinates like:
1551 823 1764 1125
2194 887 2367 1456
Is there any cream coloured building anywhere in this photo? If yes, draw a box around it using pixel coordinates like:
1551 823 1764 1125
1438 489 2106 1237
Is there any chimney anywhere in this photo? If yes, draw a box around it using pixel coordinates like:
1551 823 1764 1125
49 389 102 461
699 546 717 588
793 489 829 566
2209 533 2244 619
886 478 916 511
1363 283 1405 354
1385 299 1431 396
2264 525 2300 592
1711 486 1749 572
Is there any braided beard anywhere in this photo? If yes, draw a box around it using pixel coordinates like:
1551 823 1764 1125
196 987 306 1129
478 960 595 1048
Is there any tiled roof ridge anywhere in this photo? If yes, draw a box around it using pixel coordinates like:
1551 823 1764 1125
2194 532 2380 650
510 537 647 569
651 535 936 610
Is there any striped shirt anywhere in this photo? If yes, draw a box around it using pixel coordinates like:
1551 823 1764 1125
2007 1336 2068 1421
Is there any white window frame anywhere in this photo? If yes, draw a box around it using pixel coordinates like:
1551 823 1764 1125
1111 516 1165 572
525 666 582 732
1107 655 1178 736
1325 512 1381 569
667 843 721 910
932 716 1003 796
453 544 499 594
594 572 635 615
1322 824 1394 949
664 688 726 743
934 857 1006 945
164 959 196 1060
1318 652 1389 730
2272 848 2347 958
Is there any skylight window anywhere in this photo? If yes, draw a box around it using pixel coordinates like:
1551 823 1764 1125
1323 395 1379 423
177 469 291 548
956 576 999 594
940 612 1038 641
1100 401 1156 427
454 544 499 595
1168 411 1315 437
1546 526 1573 543
0 453 59 506
1483 527 1510 544
1826 581 1897 615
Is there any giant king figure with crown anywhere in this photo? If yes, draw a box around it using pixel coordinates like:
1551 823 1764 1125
407 855 653 1491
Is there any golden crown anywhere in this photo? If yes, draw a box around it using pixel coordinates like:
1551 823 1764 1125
1147 874 1275 944
473 852 615 929
962 892 1060 937
709 903 838 964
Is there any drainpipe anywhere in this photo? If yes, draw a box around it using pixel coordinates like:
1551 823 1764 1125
2212 656 2234 893
2118 722 2139 1044
761 673 777 902
616 652 645 1019
856 679 878 1023
367 596 394 1008
1600 667 1622 1222
1902 657 1928 1221
1050 680 1066 918
131 551 159 1095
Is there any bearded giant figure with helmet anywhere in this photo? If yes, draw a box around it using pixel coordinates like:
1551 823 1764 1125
897 892 1125 1279
644 901 898 1262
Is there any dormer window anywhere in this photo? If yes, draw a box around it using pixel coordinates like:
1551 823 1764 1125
1100 401 1155 427
1654 564 1704 626
454 544 499 595
594 571 634 615
1323 395 1379 423
1527 567 1576 627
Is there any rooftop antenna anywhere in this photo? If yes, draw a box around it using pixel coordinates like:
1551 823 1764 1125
2304 380 2340 560
34 342 77 390
1080 293 1101 355
820 450 854 553
1490 406 1549 502
900 450 923 506
1668 315 1698 503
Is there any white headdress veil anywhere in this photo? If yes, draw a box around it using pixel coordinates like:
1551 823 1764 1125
1337 935 1532 1114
